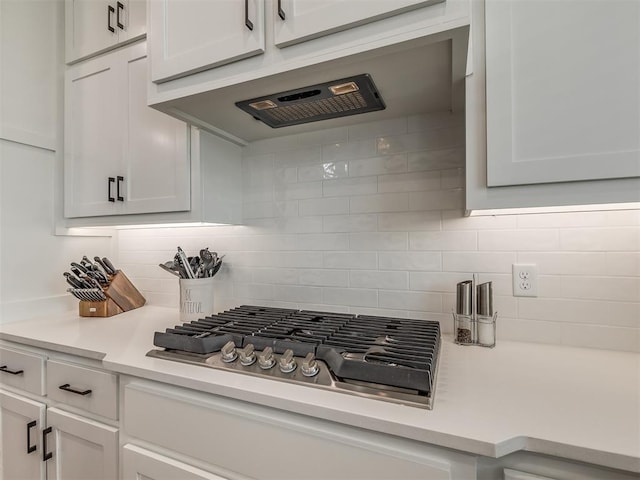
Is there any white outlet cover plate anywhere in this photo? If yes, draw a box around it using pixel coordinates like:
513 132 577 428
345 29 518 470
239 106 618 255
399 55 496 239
512 264 538 297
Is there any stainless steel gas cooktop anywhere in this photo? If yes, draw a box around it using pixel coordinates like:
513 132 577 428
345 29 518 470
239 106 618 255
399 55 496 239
147 305 441 409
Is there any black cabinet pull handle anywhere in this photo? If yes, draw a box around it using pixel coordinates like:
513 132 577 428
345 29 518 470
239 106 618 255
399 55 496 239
59 383 92 396
0 365 24 375
108 177 115 202
278 0 285 20
107 5 115 32
116 1 124 29
117 176 124 201
42 427 52 462
244 0 253 30
27 420 37 454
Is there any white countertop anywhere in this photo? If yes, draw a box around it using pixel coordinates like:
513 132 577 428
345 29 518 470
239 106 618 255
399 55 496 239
1 305 638 473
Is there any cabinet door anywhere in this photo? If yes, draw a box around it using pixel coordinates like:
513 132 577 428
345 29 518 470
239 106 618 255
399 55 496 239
122 444 236 480
65 0 117 63
66 0 146 64
273 0 441 47
45 407 118 480
121 45 190 215
0 390 46 480
64 50 124 218
149 0 265 83
485 0 640 187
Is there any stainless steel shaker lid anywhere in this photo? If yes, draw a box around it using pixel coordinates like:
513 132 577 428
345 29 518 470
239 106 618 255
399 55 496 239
456 280 473 315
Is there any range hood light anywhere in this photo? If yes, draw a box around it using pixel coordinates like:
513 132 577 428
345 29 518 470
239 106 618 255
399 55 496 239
248 100 278 110
329 81 359 95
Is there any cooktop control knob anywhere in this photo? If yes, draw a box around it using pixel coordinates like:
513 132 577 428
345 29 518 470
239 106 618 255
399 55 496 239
258 346 276 370
238 344 256 366
221 340 238 363
278 349 297 373
301 352 319 377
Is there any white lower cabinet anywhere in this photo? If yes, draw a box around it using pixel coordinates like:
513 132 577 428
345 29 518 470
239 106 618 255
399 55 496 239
0 343 119 480
45 408 118 480
122 444 235 480
0 390 46 480
0 391 117 480
122 380 477 480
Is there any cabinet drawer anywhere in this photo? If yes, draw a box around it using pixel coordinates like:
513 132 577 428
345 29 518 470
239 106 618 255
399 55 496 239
0 346 45 395
47 360 118 419
124 382 474 480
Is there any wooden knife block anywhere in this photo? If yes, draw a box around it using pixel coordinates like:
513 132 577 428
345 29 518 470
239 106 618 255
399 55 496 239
79 271 146 317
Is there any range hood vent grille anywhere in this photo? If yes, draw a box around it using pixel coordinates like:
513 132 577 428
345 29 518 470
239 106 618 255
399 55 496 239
235 74 385 128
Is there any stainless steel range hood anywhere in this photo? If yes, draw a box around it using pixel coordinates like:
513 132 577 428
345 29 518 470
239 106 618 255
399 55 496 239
150 25 469 145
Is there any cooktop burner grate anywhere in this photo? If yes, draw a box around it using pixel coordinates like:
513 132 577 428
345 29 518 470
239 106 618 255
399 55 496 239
152 305 441 399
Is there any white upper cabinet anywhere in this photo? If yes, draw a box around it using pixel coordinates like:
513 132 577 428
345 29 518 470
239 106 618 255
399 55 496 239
65 41 190 218
273 0 443 47
466 0 640 211
65 0 146 64
149 0 265 83
484 0 640 187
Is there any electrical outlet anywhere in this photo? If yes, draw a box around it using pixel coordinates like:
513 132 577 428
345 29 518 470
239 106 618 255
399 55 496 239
512 264 538 297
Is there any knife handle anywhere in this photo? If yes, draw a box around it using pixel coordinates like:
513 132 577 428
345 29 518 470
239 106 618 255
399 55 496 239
102 257 117 274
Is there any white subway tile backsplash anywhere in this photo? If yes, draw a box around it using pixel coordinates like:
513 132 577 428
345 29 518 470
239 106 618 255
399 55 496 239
298 269 349 287
323 214 378 233
322 288 378 307
379 290 442 312
443 252 517 273
377 127 464 155
378 171 440 193
298 161 349 181
117 115 640 352
518 297 640 328
273 285 322 303
410 231 477 251
408 147 465 172
323 176 378 197
322 139 377 162
479 230 560 251
323 252 377 270
378 252 442 271
560 276 640 302
299 197 349 216
378 211 441 232
349 270 409 290
350 192 408 213
348 154 407 177
560 227 640 251
253 268 298 285
349 232 408 251
409 189 464 211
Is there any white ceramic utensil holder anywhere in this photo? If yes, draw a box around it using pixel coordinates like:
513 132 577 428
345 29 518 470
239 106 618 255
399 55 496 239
179 277 215 322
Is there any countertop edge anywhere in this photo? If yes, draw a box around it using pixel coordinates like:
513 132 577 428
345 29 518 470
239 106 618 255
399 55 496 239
0 333 106 360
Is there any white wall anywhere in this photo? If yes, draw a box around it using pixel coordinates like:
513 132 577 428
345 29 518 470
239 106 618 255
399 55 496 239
117 114 640 353
0 0 111 321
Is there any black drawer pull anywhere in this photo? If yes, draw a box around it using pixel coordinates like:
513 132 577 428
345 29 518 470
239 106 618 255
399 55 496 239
0 365 24 375
59 383 92 396
116 1 124 29
108 177 115 202
107 5 115 33
278 0 285 20
42 427 52 462
116 175 124 201
27 420 37 454
244 0 253 31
